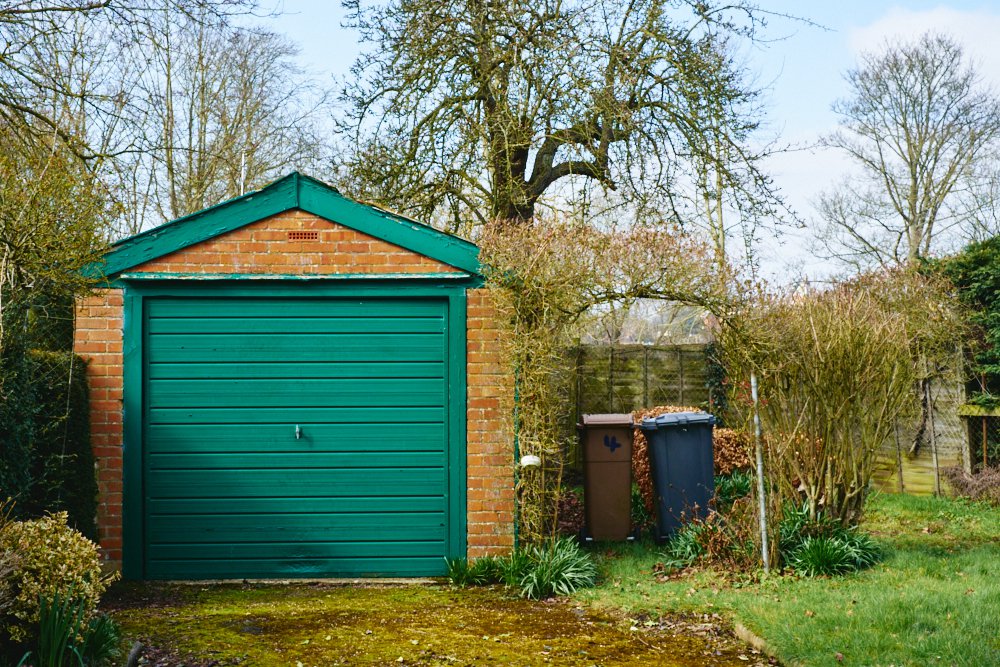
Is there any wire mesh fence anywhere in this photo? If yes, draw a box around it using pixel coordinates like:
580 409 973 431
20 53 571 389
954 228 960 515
966 416 1000 471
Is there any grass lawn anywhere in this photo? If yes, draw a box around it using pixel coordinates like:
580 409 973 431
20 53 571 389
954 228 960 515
574 493 1000 667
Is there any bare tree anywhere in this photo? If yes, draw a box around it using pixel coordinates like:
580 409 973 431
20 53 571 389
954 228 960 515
131 10 331 222
818 32 1000 269
0 1 328 235
338 0 785 230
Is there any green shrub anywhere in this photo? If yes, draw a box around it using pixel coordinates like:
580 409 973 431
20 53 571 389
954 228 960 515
786 536 854 577
0 512 116 645
714 471 753 506
779 503 881 576
445 555 510 587
12 593 121 667
77 613 121 666
31 592 88 667
27 352 96 540
660 522 708 570
444 557 475 587
499 549 534 588
446 539 597 599
0 349 36 510
0 351 95 539
520 538 597 600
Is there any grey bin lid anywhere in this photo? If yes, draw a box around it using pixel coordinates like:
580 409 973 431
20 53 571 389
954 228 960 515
640 411 716 430
580 413 633 428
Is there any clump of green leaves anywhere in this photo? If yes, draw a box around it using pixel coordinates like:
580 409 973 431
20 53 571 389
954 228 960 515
778 504 881 577
660 522 708 570
659 503 759 573
714 471 753 507
446 538 597 600
13 592 121 667
520 539 598 599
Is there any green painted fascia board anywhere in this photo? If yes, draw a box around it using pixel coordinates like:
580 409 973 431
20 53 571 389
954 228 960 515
121 288 143 579
87 174 299 279
957 404 1000 417
296 176 480 274
116 271 477 282
86 172 481 279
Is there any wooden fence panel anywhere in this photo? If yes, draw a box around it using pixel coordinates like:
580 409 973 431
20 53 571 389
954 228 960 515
575 344 710 416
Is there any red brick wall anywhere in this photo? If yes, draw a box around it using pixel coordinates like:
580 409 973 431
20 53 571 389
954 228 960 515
466 288 515 557
73 289 124 565
73 210 512 570
134 211 458 274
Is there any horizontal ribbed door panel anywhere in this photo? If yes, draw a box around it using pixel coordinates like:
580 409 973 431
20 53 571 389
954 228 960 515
142 296 450 579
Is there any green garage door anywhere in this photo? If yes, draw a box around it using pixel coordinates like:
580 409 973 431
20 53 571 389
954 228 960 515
142 296 452 579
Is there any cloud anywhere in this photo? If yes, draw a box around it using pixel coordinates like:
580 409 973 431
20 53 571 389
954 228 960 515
849 7 1000 86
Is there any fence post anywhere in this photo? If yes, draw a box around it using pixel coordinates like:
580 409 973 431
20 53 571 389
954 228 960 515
677 347 685 405
983 417 989 471
893 421 905 493
608 346 615 412
750 372 769 574
642 345 649 408
926 378 941 496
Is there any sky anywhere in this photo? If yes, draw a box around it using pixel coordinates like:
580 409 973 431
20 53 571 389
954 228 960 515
266 1 1000 279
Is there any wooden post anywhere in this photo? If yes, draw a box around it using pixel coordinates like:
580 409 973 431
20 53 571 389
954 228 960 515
642 345 649 408
608 346 615 413
926 378 941 496
677 348 685 405
984 417 989 471
893 421 905 493
575 345 584 469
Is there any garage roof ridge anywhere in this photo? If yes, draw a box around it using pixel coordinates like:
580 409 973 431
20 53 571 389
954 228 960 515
85 172 481 279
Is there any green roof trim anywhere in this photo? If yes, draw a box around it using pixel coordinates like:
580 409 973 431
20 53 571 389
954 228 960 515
86 172 481 279
957 404 1000 417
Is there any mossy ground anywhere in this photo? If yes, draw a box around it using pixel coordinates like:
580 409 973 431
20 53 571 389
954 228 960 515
105 582 765 666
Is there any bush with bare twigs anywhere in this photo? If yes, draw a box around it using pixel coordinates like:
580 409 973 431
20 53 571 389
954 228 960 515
479 216 731 542
720 268 964 526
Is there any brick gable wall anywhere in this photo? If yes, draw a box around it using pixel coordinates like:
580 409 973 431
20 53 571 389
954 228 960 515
73 210 511 569
133 211 459 274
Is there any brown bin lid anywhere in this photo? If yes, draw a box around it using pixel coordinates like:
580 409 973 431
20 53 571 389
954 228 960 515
581 413 633 427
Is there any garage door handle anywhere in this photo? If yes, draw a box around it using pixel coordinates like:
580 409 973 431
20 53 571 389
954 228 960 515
295 425 302 440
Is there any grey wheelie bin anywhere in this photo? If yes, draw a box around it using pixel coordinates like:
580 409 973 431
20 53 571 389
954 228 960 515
639 411 715 542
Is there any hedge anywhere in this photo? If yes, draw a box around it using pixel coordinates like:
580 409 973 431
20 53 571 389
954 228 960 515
0 350 96 539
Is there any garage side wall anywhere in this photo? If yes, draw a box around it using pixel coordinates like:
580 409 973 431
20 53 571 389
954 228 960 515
74 210 514 570
74 289 125 564
466 289 515 557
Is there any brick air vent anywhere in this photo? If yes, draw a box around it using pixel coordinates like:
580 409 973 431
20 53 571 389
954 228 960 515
287 230 319 241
